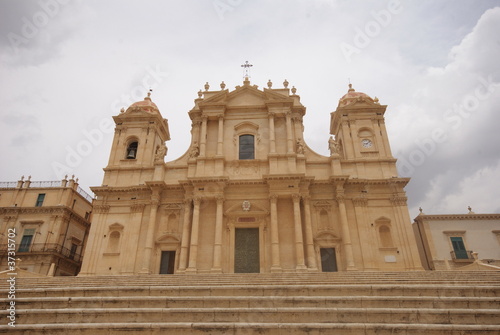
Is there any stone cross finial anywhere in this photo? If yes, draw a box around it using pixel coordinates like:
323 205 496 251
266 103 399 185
241 61 253 79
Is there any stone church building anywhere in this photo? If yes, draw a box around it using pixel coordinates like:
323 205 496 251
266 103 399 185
79 77 423 276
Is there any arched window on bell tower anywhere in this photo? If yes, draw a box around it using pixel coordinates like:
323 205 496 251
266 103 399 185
126 141 138 159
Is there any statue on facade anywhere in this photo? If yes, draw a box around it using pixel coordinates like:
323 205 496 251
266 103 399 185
155 143 167 162
189 142 200 158
296 138 305 154
328 136 340 155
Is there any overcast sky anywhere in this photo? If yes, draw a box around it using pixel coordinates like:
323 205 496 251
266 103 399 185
1 0 499 218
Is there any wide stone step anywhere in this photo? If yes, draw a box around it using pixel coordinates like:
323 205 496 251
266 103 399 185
5 307 500 325
10 295 500 310
2 322 500 335
9 284 499 298
2 271 499 289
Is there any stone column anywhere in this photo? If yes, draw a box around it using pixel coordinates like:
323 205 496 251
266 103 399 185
292 194 306 270
217 115 224 156
336 186 357 270
186 197 201 272
140 192 160 274
269 194 281 271
285 112 294 153
212 196 224 272
302 195 317 270
178 198 192 271
122 203 145 274
199 116 208 157
268 112 276 153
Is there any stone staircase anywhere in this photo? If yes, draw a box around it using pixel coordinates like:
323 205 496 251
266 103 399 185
1 271 499 334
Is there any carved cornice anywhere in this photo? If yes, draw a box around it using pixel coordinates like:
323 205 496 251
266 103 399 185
91 185 149 194
415 213 500 221
1 206 90 228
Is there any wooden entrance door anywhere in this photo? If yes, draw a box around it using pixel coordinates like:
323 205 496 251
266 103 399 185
234 228 260 273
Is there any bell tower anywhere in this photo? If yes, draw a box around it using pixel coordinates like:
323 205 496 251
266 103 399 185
330 84 398 178
103 92 170 186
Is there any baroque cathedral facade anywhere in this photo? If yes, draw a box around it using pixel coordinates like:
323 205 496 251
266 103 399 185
79 77 423 276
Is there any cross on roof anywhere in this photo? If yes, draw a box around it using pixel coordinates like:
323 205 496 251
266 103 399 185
241 61 253 78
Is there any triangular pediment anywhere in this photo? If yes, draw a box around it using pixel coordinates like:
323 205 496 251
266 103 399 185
226 85 266 107
200 84 295 108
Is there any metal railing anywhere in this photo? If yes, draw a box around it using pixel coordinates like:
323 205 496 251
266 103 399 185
0 182 18 188
77 186 94 203
0 179 94 203
450 250 474 261
29 181 62 188
0 243 83 263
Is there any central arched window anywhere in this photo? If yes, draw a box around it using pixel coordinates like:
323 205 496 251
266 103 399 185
126 141 138 159
239 134 254 160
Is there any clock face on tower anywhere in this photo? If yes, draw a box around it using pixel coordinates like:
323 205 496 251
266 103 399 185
361 139 373 148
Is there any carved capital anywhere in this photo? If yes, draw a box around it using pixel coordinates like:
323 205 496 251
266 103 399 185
131 203 146 213
150 195 161 206
336 195 346 204
216 196 225 205
292 193 301 203
94 205 110 214
193 197 202 206
390 196 407 206
352 197 368 207
269 194 278 203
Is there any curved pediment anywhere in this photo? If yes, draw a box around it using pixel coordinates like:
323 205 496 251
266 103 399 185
314 230 341 243
156 234 180 244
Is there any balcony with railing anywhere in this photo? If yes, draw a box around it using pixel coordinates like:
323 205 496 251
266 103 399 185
0 243 83 263
450 250 474 262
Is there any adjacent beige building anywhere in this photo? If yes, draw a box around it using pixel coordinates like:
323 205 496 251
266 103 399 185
79 78 424 276
413 209 500 270
0 176 93 276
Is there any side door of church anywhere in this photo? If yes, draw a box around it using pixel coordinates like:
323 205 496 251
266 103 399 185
159 251 176 274
320 248 338 272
